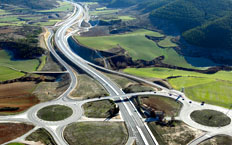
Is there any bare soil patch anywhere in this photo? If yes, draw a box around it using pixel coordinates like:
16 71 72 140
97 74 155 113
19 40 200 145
0 27 16 34
199 135 232 145
139 96 182 116
148 121 204 145
0 82 39 114
0 123 34 144
41 53 64 71
33 74 70 102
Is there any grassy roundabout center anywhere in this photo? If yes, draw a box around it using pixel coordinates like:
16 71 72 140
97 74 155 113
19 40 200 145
37 105 73 121
190 109 231 127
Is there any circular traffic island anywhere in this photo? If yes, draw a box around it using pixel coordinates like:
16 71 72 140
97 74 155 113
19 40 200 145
37 105 73 121
190 109 231 127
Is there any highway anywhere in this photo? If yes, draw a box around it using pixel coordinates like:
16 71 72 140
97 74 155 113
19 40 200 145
1 2 232 145
54 2 158 145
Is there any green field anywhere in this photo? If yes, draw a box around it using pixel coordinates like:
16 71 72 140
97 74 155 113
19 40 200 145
0 16 19 22
90 9 119 15
158 36 177 48
33 19 61 26
7 143 26 145
118 16 135 21
37 55 47 71
0 15 26 26
0 50 39 72
0 66 24 81
0 50 40 81
102 15 135 21
76 29 196 68
124 67 232 108
38 1 73 12
0 9 10 15
96 7 107 11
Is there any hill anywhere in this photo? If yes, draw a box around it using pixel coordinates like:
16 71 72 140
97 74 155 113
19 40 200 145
183 14 232 50
148 0 232 50
150 0 232 32
0 0 58 10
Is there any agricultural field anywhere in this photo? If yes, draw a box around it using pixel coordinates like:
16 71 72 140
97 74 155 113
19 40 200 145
37 1 73 13
7 143 26 145
83 100 116 118
0 66 24 81
90 9 119 16
64 122 128 145
33 19 61 26
124 67 232 108
0 123 34 144
0 82 39 115
118 16 135 21
158 36 177 48
76 29 196 68
0 16 26 26
0 9 10 15
101 15 135 22
0 50 40 72
0 50 40 81
37 105 73 121
96 7 107 11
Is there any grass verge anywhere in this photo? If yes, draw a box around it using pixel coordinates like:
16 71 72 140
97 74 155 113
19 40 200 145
26 128 57 145
83 100 115 118
71 74 108 99
199 135 232 145
64 122 128 145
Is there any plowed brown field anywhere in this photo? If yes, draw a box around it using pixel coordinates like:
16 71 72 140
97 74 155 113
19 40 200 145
0 82 39 114
0 123 34 144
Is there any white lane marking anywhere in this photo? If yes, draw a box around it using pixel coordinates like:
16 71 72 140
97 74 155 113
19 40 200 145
144 123 159 145
120 97 132 116
136 126 149 145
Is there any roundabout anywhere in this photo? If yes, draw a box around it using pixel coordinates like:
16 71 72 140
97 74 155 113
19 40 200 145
190 109 231 127
37 105 73 122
